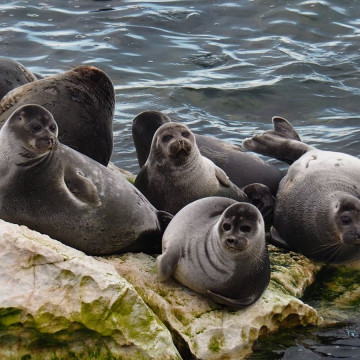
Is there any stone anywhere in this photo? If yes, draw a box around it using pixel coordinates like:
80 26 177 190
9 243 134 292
104 244 324 360
0 220 181 360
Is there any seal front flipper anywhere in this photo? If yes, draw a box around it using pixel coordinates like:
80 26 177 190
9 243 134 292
243 183 274 218
206 290 258 309
214 164 230 187
269 226 291 250
64 167 101 207
157 210 173 233
156 245 180 282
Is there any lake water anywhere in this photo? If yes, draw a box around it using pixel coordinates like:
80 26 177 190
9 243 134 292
1 0 360 358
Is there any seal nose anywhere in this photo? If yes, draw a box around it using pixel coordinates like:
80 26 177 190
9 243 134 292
225 237 248 250
48 136 57 149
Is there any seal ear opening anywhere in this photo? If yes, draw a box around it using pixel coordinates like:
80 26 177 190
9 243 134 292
157 210 173 233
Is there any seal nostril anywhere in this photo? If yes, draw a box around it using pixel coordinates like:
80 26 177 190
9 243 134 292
240 225 251 233
226 238 235 244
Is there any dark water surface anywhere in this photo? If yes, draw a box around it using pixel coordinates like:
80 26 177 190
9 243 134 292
1 0 360 358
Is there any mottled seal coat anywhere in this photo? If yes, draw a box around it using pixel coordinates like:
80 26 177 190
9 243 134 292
134 122 249 215
132 110 284 195
0 65 114 165
0 104 171 255
0 57 37 100
157 197 270 308
243 117 360 263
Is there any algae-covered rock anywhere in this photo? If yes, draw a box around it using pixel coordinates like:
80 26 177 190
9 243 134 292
104 245 323 360
0 220 181 360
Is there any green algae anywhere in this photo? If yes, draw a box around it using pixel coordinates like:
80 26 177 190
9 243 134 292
208 333 225 353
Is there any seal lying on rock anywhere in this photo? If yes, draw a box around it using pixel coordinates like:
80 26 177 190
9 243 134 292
134 122 272 215
0 57 37 100
0 104 172 255
0 65 114 165
243 117 360 263
132 110 284 195
157 197 270 308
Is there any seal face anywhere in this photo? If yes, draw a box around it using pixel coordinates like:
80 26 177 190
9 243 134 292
134 122 249 214
132 110 284 194
0 65 114 165
0 104 171 256
243 117 360 263
156 197 270 308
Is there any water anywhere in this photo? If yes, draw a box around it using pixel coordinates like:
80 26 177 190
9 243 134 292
1 0 360 358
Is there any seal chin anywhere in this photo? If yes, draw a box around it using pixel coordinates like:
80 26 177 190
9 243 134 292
169 141 192 159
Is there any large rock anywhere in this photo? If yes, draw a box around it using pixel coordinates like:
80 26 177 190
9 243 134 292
104 245 323 360
0 220 181 360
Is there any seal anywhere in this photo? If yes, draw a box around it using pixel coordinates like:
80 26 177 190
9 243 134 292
0 65 115 166
134 122 250 215
132 110 284 195
0 57 37 100
0 104 172 255
243 117 360 263
156 197 270 308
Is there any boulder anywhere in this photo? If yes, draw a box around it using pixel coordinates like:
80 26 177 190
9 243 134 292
0 220 181 360
104 245 323 360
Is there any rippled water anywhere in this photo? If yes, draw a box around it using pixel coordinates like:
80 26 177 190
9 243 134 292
1 0 360 358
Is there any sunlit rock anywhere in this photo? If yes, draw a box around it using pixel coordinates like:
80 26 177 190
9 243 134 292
0 220 181 360
104 245 323 360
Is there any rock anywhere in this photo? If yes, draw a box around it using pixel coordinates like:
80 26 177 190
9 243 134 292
104 245 323 360
0 220 181 360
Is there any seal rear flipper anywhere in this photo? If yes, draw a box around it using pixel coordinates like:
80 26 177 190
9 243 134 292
206 290 258 309
242 183 274 218
157 210 173 233
243 117 314 164
64 168 101 207
270 226 291 250
156 246 179 282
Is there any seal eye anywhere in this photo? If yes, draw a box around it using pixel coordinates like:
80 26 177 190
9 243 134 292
340 216 352 225
181 131 190 138
49 124 57 132
31 124 42 132
162 134 173 142
240 225 252 233
222 223 231 231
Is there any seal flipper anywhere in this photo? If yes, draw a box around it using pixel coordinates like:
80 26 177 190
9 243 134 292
156 245 180 282
269 226 291 250
206 290 258 309
214 164 231 187
242 183 274 218
243 117 314 164
64 168 101 207
157 210 173 233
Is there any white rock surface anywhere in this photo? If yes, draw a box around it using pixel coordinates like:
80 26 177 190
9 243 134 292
104 246 323 360
0 220 181 360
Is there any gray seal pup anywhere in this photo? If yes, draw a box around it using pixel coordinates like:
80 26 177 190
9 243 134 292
0 65 114 166
134 122 251 215
0 104 172 255
243 117 360 263
157 197 270 308
132 110 284 195
0 57 38 100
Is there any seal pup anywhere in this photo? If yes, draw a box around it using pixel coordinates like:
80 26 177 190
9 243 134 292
157 197 270 308
0 104 172 255
132 110 284 195
0 65 114 166
0 57 37 100
134 122 251 215
243 117 360 263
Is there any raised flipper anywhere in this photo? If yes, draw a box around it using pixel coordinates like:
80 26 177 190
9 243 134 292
206 290 258 309
157 210 173 233
269 226 291 250
242 183 274 218
156 245 180 282
243 117 314 164
64 167 101 207
214 163 230 187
